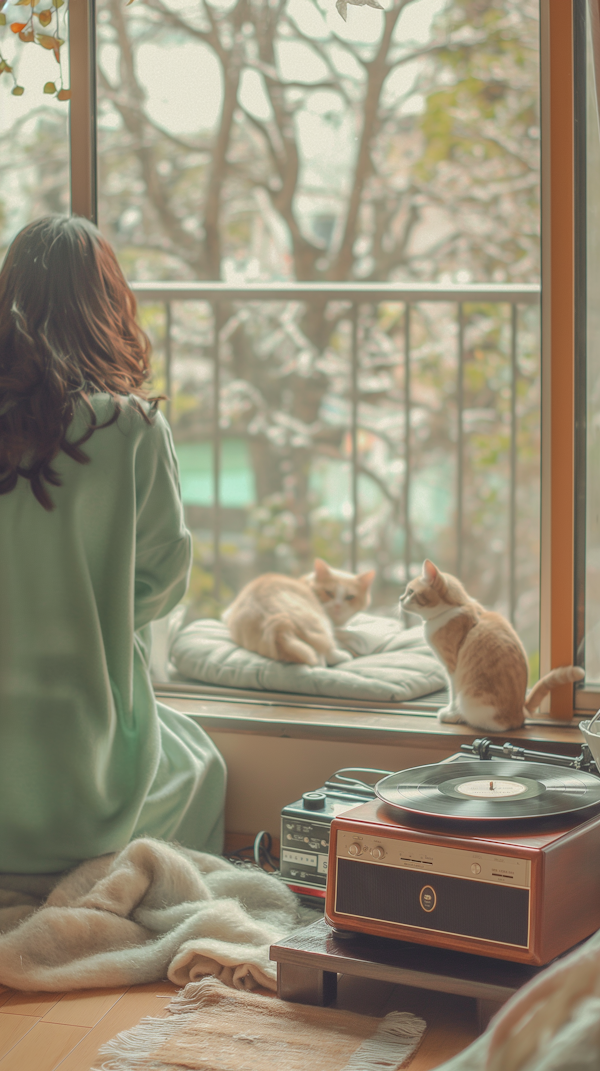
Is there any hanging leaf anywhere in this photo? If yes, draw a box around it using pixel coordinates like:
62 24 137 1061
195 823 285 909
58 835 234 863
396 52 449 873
43 80 56 94
11 86 24 96
36 32 62 47
36 33 63 62
37 8 52 24
0 13 5 23
15 0 32 6
19 28 34 40
10 22 27 31
57 88 70 100
53 0 64 7
0 60 12 74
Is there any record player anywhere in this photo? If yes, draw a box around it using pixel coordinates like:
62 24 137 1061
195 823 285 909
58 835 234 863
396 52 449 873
324 740 600 966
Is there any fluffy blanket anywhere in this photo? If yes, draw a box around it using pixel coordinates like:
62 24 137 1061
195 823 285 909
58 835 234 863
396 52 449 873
0 838 300 992
169 612 447 702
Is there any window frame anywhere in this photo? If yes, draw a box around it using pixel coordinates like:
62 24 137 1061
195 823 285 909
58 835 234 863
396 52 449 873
68 0 585 725
538 0 578 719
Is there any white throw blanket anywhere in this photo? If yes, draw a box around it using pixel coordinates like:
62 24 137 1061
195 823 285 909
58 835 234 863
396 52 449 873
0 838 300 992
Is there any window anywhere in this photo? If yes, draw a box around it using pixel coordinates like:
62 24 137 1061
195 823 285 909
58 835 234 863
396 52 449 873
1 0 550 711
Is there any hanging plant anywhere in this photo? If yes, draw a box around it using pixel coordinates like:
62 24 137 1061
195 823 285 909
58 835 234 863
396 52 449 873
0 0 70 98
0 0 385 96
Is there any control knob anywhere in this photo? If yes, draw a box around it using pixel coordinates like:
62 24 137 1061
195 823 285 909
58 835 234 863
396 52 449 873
371 846 386 860
347 843 362 856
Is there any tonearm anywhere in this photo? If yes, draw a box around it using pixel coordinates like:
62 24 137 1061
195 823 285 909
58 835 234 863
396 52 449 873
460 737 600 777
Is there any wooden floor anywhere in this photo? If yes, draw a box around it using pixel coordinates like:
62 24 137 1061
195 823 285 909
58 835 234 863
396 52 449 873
0 982 178 1071
0 974 479 1071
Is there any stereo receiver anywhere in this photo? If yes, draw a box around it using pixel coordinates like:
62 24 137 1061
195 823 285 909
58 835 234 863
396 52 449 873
280 768 390 898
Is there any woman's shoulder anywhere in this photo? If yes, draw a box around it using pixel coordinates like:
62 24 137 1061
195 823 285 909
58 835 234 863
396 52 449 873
85 393 169 436
68 394 172 462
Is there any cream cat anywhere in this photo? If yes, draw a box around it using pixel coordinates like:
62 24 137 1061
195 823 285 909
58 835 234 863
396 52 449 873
400 559 584 730
224 558 375 666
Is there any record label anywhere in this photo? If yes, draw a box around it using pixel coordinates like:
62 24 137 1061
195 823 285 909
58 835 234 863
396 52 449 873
455 779 527 798
375 761 600 821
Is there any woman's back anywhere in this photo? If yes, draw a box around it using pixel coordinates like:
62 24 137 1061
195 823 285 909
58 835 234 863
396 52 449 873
0 394 198 872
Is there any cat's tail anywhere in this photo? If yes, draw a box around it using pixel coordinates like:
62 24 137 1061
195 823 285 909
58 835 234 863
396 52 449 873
263 614 331 666
524 666 585 713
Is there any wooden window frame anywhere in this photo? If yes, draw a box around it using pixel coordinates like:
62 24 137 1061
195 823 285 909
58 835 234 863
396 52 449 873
69 0 97 222
540 0 600 719
69 0 587 723
539 0 577 719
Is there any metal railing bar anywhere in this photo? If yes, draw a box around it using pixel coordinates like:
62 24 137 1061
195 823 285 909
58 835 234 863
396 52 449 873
213 301 222 604
404 302 411 584
131 282 540 305
456 303 465 579
350 303 359 573
509 303 518 625
164 302 172 426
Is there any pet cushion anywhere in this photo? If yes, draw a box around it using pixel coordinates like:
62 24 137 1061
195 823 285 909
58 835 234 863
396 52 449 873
169 612 447 703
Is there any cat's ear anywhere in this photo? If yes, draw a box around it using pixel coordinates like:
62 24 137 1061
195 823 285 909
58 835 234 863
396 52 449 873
359 569 376 589
314 558 331 580
422 559 438 585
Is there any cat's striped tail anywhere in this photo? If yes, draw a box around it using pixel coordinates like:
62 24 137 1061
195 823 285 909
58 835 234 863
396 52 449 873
525 666 585 713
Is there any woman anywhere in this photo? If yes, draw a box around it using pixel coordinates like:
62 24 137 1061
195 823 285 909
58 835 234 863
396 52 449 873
0 215 226 874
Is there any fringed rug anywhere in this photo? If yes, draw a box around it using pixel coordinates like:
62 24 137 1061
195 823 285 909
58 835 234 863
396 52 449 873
95 976 427 1071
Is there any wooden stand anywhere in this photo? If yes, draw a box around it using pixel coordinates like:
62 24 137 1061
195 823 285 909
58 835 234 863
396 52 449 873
270 917 542 1031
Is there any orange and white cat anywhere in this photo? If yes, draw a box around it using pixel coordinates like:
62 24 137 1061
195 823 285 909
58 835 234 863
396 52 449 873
224 558 376 666
400 559 584 730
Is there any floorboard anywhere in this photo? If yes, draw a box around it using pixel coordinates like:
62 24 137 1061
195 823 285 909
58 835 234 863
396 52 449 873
0 1021 89 1071
53 985 177 1071
0 1014 40 1061
0 991 66 1016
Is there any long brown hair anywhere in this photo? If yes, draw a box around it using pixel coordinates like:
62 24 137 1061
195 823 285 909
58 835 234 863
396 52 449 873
0 215 157 510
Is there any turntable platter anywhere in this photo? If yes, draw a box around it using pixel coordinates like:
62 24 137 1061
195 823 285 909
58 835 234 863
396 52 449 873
375 761 600 820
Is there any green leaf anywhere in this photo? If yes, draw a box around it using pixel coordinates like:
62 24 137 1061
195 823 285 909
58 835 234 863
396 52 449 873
43 80 56 94
0 13 5 23
11 85 24 96
36 33 63 48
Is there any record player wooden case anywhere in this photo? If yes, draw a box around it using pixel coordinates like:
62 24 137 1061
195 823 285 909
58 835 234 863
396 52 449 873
325 799 600 965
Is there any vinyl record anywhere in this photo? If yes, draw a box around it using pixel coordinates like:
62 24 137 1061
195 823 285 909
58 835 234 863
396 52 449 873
375 761 600 821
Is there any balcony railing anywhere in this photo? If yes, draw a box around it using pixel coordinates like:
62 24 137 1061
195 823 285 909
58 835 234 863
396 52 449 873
131 281 540 627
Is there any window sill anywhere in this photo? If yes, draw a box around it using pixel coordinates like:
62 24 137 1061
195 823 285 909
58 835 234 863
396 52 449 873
155 685 587 752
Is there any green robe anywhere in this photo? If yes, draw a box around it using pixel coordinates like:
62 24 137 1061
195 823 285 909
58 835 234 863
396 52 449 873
0 394 225 873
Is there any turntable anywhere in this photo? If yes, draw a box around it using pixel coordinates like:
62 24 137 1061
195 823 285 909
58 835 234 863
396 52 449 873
324 744 600 966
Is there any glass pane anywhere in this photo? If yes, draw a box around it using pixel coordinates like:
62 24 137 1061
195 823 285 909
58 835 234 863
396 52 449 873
94 0 540 683
0 30 70 258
